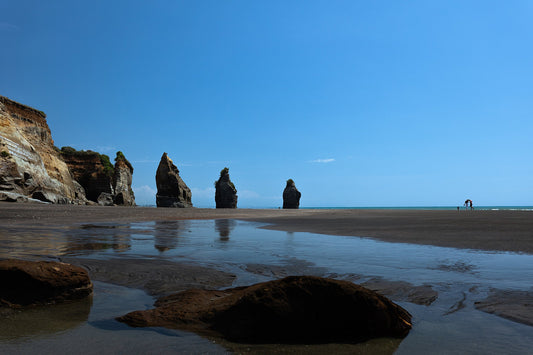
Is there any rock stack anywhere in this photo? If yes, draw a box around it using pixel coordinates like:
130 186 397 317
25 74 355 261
215 167 237 208
113 151 135 206
283 179 301 209
155 152 192 208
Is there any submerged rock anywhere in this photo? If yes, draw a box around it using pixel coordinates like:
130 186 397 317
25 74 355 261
117 275 412 344
155 152 192 208
283 179 301 209
0 259 93 308
215 167 237 208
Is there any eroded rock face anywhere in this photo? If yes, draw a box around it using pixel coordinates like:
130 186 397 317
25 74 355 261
0 259 93 308
215 168 237 208
155 153 192 208
283 179 301 209
0 96 86 204
113 153 135 206
117 275 412 344
60 148 114 203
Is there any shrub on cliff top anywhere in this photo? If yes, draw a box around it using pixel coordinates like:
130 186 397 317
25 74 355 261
286 178 295 186
60 146 99 157
115 151 133 172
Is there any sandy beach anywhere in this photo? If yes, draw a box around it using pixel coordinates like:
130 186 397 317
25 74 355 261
2 203 532 254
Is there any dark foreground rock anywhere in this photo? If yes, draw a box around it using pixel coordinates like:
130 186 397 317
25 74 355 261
0 259 93 308
155 152 192 208
283 179 301 209
215 167 237 208
118 275 412 344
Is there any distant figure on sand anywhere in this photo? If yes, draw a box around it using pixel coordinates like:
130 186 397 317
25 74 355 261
464 199 473 210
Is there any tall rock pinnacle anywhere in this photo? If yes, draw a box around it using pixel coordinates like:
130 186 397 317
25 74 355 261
155 153 192 208
283 179 301 209
215 167 237 208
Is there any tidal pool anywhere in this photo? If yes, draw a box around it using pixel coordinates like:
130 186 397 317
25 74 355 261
1 219 532 354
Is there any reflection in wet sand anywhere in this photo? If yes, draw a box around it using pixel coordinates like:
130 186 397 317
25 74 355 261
154 220 190 252
65 224 132 254
0 296 92 341
215 219 236 240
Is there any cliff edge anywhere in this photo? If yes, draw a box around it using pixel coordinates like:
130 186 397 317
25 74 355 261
0 96 86 203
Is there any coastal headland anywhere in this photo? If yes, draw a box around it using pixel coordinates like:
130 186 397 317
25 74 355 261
2 203 532 254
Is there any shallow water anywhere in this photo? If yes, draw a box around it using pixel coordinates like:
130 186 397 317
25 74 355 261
1 219 532 354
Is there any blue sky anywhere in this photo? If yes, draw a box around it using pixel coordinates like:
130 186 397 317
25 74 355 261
2 1 532 207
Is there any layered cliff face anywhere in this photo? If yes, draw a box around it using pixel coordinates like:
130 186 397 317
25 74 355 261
155 152 192 208
60 148 114 202
0 96 86 203
61 148 135 206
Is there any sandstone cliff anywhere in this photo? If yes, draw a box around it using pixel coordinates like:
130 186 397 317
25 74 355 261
0 96 86 203
61 148 136 206
155 152 192 208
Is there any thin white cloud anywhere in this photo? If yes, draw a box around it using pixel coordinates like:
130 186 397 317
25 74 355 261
310 158 335 163
0 22 19 31
96 146 117 153
131 159 159 164
238 190 260 199
132 185 156 206
191 187 216 198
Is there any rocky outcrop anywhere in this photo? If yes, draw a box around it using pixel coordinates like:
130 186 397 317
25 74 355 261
155 153 192 208
118 275 412 344
60 147 114 202
0 96 135 205
61 149 135 205
0 259 93 308
0 96 87 204
283 179 301 209
112 151 135 206
215 167 237 208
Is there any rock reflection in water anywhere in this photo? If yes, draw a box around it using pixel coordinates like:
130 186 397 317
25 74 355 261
215 219 236 241
65 224 132 254
154 220 189 252
0 296 92 341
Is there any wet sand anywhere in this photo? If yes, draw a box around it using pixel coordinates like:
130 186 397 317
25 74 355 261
2 202 533 329
2 203 533 254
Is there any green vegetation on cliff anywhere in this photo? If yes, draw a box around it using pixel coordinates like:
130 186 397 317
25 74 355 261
60 146 115 177
115 151 133 172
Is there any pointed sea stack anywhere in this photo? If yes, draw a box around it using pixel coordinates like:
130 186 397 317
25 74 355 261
215 167 237 208
283 179 301 209
155 153 192 208
113 151 135 206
